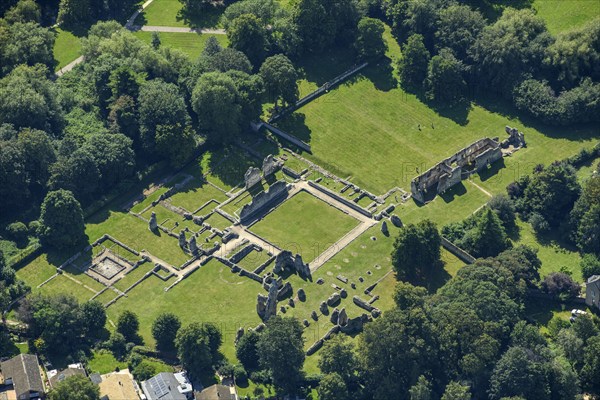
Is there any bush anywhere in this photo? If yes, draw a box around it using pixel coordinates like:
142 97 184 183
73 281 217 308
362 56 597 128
541 272 581 300
529 212 550 234
6 222 28 245
233 364 248 384
581 254 600 280
132 360 157 381
218 362 234 379
249 369 271 385
27 220 41 236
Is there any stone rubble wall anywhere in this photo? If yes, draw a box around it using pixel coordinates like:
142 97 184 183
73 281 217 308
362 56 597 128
441 236 476 264
308 180 372 218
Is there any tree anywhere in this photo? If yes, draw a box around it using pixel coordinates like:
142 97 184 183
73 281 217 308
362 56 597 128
575 204 600 255
49 149 101 201
570 175 600 255
409 375 432 400
358 308 437 400
489 346 551 399
192 72 242 144
226 70 265 122
202 36 222 57
398 34 430 90
48 375 99 400
17 128 56 191
470 8 550 94
541 272 580 300
318 335 358 384
259 54 298 107
80 301 106 337
0 23 55 76
318 373 349 400
581 335 600 393
132 360 157 381
108 66 141 101
155 123 196 167
290 0 335 53
152 312 181 352
0 139 30 211
257 316 305 394
175 322 222 378
108 95 139 140
488 194 516 230
435 5 485 61
57 0 93 28
205 48 253 74
151 32 161 49
472 208 510 258
227 13 269 67
105 0 139 21
355 17 387 60
0 65 63 133
393 281 427 309
391 219 441 282
581 254 600 280
81 133 135 189
39 190 85 249
117 310 140 343
441 381 471 400
4 0 41 23
236 330 260 370
424 48 466 108
138 80 190 155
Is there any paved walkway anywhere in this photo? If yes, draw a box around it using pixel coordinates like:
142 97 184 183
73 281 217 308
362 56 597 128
55 55 84 77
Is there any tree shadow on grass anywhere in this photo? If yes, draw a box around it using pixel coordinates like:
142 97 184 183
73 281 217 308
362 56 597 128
178 6 224 29
427 260 452 293
272 113 312 146
439 182 468 203
361 57 397 92
297 47 357 87
208 146 260 189
477 158 507 182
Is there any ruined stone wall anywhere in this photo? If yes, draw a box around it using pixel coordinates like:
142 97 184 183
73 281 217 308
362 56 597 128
240 180 289 222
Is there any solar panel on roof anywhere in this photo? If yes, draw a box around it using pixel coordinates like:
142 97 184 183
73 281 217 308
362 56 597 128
148 374 169 398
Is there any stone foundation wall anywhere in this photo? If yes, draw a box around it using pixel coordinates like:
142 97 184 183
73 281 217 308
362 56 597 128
240 180 289 222
308 181 372 218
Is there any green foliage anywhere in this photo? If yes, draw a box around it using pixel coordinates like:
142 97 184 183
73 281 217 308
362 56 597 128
155 123 196 167
424 48 466 107
0 22 55 76
58 0 93 28
541 272 581 300
3 0 41 24
235 329 260 370
257 316 305 394
151 32 161 49
489 346 551 399
6 222 27 246
398 34 430 89
0 65 63 132
151 312 181 352
472 208 510 258
48 374 100 400
117 310 141 343
355 17 387 60
40 189 85 249
227 13 269 67
391 219 441 282
580 254 600 280
17 128 56 189
571 176 600 255
318 373 349 400
192 72 242 144
175 322 222 378
259 54 298 107
393 281 427 310
49 149 101 201
233 364 248 384
409 375 432 400
441 381 471 400
317 335 358 385
132 360 157 381
0 138 29 211
435 5 485 61
581 335 600 392
222 0 280 29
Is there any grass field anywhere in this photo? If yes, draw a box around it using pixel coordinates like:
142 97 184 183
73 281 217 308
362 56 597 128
250 191 360 261
275 28 599 196
15 254 57 288
533 0 600 33
53 28 82 70
168 177 229 212
135 0 223 28
39 275 96 302
106 258 261 361
133 31 227 59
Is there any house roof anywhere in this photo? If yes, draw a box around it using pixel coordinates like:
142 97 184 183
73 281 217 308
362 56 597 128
141 372 188 400
197 384 235 400
0 354 44 398
98 370 139 400
49 367 86 388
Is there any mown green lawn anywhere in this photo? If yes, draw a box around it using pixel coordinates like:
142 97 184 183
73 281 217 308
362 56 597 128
135 0 223 28
53 28 82 70
533 0 600 34
88 350 128 374
15 254 57 288
250 191 360 261
39 275 97 302
133 31 228 59
106 258 261 361
168 177 229 212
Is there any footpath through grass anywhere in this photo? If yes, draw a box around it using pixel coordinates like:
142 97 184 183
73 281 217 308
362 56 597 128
53 28 82 70
532 0 600 34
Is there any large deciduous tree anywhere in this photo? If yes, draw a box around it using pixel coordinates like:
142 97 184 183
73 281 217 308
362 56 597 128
259 54 298 107
227 13 269 67
398 34 430 90
355 17 387 60
257 316 305 394
152 312 181 352
175 322 222 378
48 375 100 400
391 219 441 282
39 189 85 249
424 48 466 108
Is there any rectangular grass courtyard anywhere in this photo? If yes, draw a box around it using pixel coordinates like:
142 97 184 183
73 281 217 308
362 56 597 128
250 191 360 262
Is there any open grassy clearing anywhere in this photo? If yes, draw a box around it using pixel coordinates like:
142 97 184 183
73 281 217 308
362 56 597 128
236 249 273 271
133 31 227 59
94 289 119 305
39 275 96 302
275 28 599 196
106 258 261 361
88 350 128 374
532 0 600 34
53 28 82 70
86 210 190 266
251 191 360 261
61 264 107 292
15 254 57 288
168 177 229 212
113 262 155 292
135 0 223 28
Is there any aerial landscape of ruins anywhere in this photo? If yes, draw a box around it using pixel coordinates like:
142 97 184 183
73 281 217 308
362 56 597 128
0 0 599 399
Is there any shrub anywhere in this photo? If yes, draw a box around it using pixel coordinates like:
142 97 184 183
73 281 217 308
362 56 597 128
541 272 581 300
233 364 248 384
581 254 600 280
6 222 28 245
529 212 550 234
27 220 41 236
218 362 234 379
